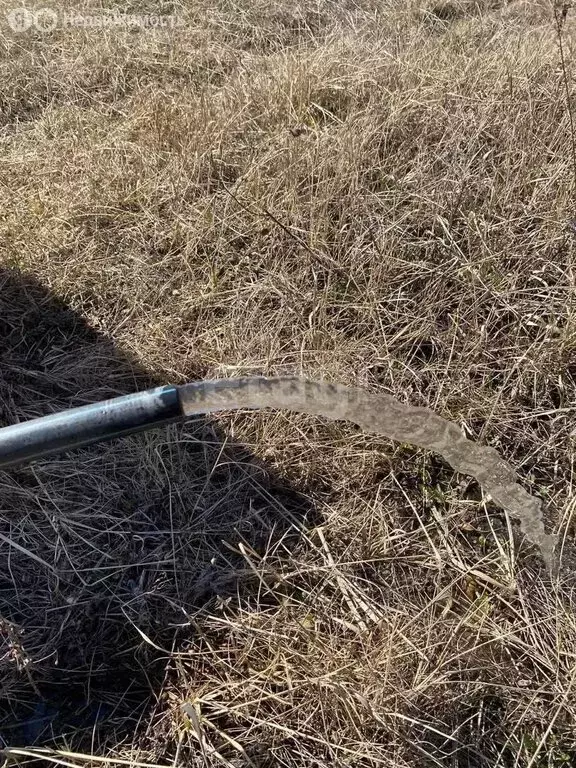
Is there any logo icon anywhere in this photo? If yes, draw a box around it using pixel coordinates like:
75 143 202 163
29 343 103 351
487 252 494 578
5 7 34 31
33 7 57 31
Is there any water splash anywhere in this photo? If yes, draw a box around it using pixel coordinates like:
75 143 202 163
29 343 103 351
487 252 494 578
180 377 557 566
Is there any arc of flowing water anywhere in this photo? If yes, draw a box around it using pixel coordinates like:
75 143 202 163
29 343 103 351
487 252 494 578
180 378 557 567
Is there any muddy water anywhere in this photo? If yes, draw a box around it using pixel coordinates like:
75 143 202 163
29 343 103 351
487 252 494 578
180 377 557 567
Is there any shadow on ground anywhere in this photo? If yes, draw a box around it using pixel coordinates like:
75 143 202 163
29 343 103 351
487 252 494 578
0 268 315 751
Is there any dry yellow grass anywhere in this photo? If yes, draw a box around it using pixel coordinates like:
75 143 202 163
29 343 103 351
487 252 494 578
1 0 576 765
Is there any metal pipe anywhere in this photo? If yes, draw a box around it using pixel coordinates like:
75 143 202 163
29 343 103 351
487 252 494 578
0 386 183 468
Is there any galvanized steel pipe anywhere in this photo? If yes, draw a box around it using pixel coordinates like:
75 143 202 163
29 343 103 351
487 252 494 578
0 386 183 468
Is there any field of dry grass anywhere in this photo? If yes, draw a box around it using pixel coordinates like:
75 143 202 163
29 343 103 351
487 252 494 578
1 0 576 765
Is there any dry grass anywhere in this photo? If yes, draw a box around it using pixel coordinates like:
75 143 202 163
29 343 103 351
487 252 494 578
1 0 576 765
